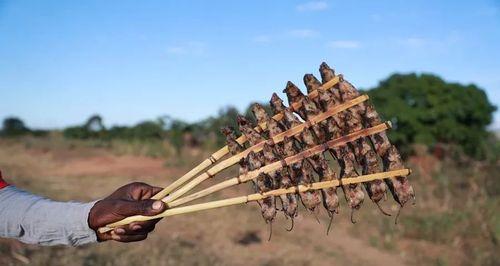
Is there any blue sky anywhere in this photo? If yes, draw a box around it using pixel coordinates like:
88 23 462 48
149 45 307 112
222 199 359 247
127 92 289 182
1 0 499 129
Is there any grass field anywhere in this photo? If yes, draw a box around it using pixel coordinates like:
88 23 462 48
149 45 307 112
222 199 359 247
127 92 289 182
0 136 498 266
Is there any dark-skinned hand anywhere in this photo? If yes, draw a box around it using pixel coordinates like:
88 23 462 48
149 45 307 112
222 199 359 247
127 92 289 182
88 182 166 242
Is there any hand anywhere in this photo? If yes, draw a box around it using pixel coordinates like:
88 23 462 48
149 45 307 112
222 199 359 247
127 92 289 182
88 182 166 242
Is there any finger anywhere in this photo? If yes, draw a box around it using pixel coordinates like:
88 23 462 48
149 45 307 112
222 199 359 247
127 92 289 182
151 186 163 197
114 221 157 235
114 199 166 217
128 182 163 200
97 231 113 242
111 232 148 243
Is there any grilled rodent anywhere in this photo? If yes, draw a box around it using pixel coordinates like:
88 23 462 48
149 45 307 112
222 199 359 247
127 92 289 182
286 78 365 212
236 116 277 224
265 117 298 219
319 62 415 208
280 106 322 212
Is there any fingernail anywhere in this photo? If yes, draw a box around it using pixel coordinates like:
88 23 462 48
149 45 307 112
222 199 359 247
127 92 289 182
111 232 121 241
132 225 142 231
115 228 126 235
152 201 163 210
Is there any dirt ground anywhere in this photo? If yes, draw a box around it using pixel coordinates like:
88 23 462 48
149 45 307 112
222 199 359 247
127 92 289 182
0 140 460 266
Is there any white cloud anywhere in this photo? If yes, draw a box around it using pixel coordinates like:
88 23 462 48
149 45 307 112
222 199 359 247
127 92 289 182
327 40 361 49
252 35 272 43
166 42 206 55
288 29 319 38
296 1 328 12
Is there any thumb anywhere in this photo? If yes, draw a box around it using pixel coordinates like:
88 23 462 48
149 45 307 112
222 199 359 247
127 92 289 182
114 199 166 217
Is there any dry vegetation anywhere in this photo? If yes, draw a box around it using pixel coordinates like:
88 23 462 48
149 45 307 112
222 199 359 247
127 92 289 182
0 135 498 266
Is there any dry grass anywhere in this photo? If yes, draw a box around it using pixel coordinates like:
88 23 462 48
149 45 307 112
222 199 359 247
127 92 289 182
0 137 498 266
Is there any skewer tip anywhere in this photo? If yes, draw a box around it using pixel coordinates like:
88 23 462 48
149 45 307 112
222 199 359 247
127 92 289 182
385 121 393 129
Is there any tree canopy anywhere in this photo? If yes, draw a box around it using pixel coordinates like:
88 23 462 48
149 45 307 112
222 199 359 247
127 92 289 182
366 73 497 158
1 117 30 137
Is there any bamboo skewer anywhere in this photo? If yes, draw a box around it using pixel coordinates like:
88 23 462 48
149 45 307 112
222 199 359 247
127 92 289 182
166 121 391 208
96 64 415 236
99 168 411 232
151 76 342 200
159 94 368 204
100 121 391 232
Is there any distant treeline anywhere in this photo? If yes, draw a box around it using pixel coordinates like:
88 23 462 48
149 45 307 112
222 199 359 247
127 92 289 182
1 73 498 160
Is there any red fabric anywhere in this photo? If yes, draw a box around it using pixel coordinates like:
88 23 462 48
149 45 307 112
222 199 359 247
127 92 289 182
0 172 8 189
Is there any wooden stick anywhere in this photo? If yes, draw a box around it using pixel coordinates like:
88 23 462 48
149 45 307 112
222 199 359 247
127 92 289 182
100 122 391 232
159 94 368 204
99 168 410 232
151 76 341 200
165 121 391 207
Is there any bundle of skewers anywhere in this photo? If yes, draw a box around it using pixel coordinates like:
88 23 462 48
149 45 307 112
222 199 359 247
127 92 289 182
98 62 415 237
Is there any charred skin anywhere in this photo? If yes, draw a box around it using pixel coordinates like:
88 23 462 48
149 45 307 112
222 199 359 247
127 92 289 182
282 135 321 210
317 157 340 213
320 62 415 207
247 151 276 223
343 111 388 203
361 149 386 202
337 147 365 209
270 93 286 114
266 116 298 218
319 62 342 102
282 136 303 188
383 145 415 206
318 64 389 206
298 160 322 211
301 73 366 209
251 103 270 125
301 96 328 143
299 98 340 214
284 83 364 210
364 104 415 206
221 126 242 155
338 79 361 103
262 143 279 189
279 102 322 212
253 105 295 218
237 115 264 146
296 130 323 212
237 116 276 223
303 73 323 95
282 108 302 128
283 81 308 120
221 126 251 189
271 94 323 212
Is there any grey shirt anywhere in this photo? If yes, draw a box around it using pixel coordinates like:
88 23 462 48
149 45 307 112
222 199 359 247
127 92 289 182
0 186 98 246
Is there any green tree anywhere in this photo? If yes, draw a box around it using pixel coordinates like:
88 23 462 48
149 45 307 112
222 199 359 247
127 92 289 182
84 115 105 132
63 114 105 139
164 118 189 154
1 117 30 137
366 73 496 158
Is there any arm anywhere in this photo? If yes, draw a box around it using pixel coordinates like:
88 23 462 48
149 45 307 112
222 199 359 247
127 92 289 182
0 171 166 246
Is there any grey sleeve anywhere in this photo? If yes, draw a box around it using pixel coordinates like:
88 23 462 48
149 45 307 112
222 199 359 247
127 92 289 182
0 186 98 246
